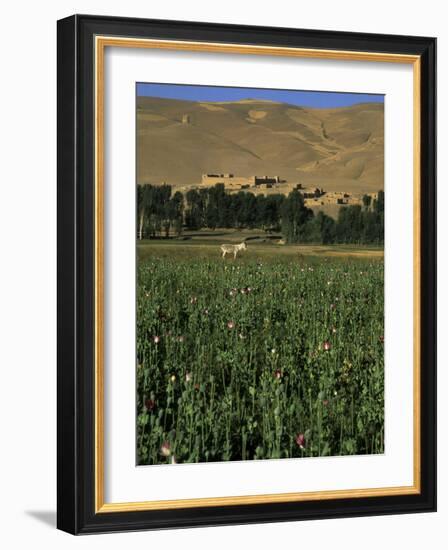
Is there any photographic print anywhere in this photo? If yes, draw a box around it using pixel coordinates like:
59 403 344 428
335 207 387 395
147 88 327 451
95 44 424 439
136 83 385 466
58 17 436 533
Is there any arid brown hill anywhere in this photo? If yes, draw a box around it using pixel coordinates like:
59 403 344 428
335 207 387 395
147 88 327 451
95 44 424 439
137 97 384 195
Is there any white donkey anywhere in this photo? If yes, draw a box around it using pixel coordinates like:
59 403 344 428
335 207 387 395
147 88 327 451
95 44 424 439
220 241 247 260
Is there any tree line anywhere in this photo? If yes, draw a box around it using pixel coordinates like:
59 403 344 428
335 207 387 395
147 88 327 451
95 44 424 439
137 183 384 245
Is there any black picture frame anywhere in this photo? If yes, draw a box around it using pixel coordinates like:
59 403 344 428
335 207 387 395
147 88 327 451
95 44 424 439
57 14 436 535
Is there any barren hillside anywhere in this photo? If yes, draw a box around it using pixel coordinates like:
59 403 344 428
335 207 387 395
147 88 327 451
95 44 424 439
137 96 384 196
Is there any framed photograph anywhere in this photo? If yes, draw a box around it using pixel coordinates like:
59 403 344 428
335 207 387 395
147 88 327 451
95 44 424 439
57 14 436 534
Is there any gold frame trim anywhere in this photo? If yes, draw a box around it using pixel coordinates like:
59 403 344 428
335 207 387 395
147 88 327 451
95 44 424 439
94 36 421 513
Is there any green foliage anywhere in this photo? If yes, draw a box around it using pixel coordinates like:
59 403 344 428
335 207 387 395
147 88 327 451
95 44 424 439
280 189 313 243
136 257 384 465
138 183 384 244
185 188 203 230
138 183 174 238
336 193 384 245
362 194 372 210
302 211 337 244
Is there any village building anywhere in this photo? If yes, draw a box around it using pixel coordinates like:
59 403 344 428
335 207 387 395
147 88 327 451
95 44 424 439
303 187 324 199
201 173 282 189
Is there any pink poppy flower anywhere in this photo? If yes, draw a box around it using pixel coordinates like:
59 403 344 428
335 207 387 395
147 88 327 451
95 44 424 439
160 441 171 457
295 433 306 449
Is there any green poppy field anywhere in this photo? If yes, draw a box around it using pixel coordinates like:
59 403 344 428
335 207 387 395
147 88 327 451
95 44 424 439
137 241 384 465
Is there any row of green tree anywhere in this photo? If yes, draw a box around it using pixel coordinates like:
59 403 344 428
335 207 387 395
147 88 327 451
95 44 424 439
137 184 184 239
137 183 384 245
281 189 384 244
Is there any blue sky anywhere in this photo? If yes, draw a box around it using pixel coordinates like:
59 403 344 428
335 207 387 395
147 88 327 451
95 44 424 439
136 83 384 109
